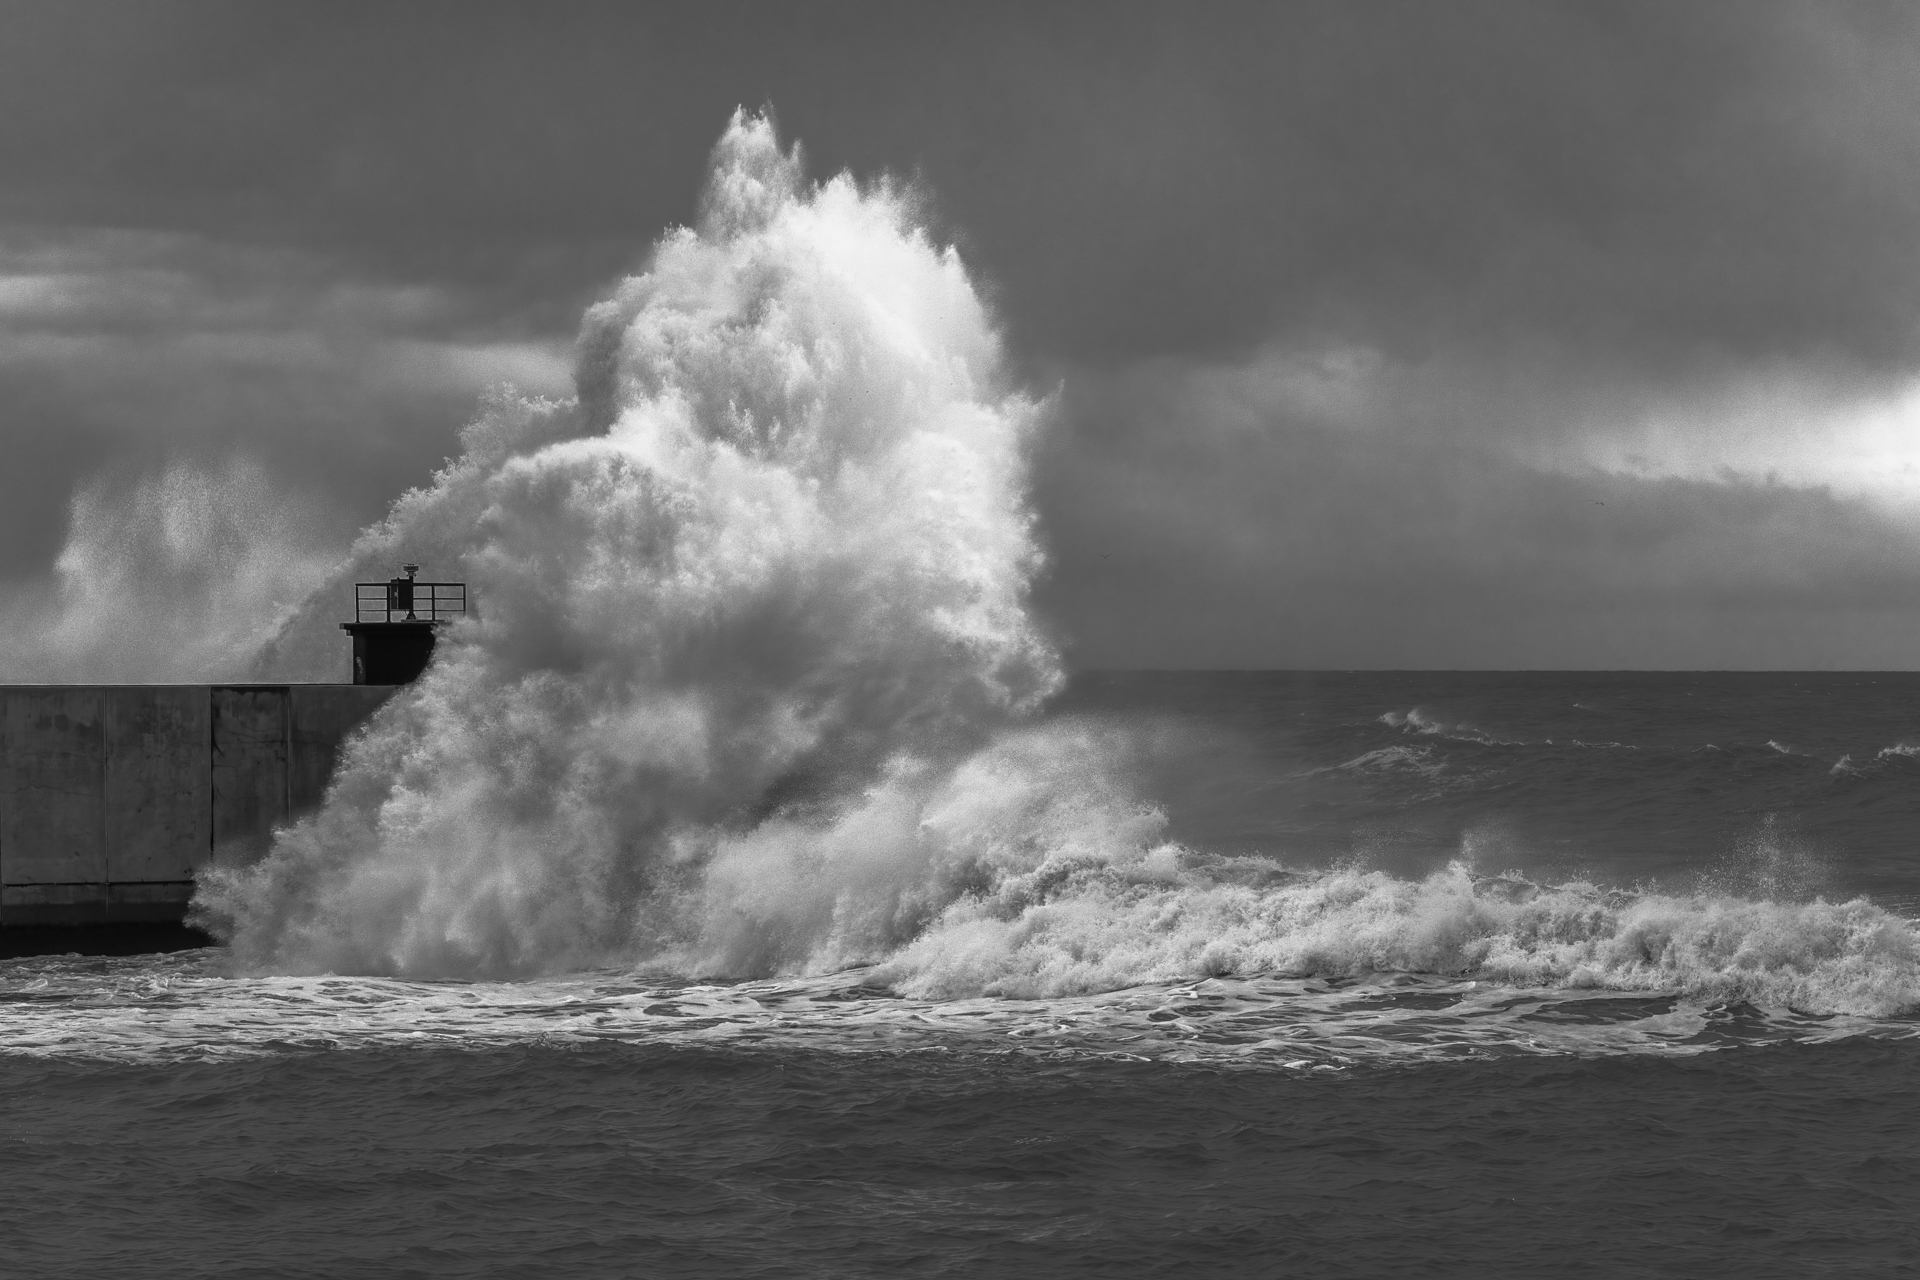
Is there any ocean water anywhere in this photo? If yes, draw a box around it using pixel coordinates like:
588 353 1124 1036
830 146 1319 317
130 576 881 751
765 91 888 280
5 670 1920 1277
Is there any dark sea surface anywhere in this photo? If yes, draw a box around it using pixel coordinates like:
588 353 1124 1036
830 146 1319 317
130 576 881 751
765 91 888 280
5 671 1920 1277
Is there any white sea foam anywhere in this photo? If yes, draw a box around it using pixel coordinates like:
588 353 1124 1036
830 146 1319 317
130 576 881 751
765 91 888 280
874 859 1920 1017
1 950 1912 1068
1378 707 1512 744
197 112 1068 977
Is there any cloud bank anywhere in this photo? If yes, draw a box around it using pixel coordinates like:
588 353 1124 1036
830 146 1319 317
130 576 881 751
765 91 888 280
7 2 1920 669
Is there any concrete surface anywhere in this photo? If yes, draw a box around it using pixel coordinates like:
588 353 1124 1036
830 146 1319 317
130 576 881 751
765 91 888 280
0 685 396 927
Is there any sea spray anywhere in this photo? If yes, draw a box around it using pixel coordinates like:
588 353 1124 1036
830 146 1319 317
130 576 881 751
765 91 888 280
0 458 332 682
196 112 1081 975
191 116 1920 1020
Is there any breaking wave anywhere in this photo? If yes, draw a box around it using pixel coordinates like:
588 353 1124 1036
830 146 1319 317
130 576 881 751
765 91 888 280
874 858 1918 1017
1379 707 1518 746
198 112 1068 976
190 114 1920 1025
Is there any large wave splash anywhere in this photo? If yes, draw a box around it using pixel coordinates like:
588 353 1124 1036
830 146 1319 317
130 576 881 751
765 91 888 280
195 114 1920 1020
197 112 1099 975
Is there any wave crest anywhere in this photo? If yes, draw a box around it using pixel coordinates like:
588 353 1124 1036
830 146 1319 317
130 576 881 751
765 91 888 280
878 860 1920 1016
196 111 1059 976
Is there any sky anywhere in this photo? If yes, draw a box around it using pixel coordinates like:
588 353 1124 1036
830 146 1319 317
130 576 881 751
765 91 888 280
5 0 1920 668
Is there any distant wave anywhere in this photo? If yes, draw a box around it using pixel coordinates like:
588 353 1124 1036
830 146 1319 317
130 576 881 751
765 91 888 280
1378 708 1648 752
1830 747 1920 778
1334 744 1447 777
1378 708 1521 746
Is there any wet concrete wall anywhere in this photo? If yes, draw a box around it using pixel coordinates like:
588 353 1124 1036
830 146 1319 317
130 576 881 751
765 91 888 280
0 685 395 926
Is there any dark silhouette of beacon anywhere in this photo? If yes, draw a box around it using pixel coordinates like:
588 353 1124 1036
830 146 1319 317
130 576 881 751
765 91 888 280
339 564 467 684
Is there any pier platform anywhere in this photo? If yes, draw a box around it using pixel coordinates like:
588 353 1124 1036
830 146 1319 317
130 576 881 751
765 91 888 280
0 684 396 939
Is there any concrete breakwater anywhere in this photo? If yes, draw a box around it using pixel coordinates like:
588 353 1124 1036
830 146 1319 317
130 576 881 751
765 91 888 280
0 685 395 928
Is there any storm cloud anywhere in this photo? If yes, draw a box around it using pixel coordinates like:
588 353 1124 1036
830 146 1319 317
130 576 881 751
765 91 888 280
4 0 1920 668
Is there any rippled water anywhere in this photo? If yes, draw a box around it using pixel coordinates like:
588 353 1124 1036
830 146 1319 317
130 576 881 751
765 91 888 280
6 1038 1917 1277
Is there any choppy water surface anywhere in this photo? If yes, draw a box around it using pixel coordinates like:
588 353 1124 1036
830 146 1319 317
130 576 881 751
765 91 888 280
7 670 1920 1276
3 1039 1916 1279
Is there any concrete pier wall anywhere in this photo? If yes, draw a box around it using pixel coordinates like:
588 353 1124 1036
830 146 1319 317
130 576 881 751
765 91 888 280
0 685 395 927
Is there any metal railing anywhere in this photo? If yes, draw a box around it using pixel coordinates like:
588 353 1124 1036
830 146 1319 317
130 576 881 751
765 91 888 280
352 580 466 624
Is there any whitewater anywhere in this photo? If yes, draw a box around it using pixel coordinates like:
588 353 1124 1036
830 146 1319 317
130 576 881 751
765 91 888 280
6 110 1905 1040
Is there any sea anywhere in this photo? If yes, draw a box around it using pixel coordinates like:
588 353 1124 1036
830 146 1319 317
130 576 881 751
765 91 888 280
4 669 1918 1278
